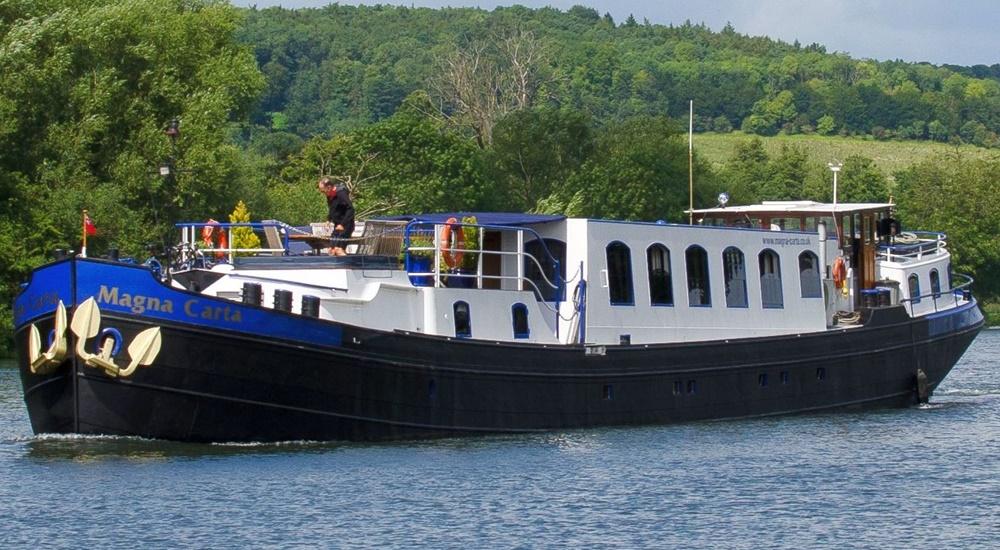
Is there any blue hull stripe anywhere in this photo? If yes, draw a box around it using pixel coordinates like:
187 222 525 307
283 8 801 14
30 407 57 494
18 260 341 347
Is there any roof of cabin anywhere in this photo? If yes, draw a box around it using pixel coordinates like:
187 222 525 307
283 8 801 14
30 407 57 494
689 200 893 216
378 212 565 226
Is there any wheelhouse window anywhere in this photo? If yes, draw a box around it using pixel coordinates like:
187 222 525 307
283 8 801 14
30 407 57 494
798 251 822 298
723 247 748 308
759 249 783 308
454 301 471 338
511 303 529 339
685 245 711 307
647 244 673 306
930 269 941 298
606 241 634 305
908 274 921 304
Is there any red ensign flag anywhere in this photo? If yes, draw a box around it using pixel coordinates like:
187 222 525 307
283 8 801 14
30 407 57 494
84 213 97 236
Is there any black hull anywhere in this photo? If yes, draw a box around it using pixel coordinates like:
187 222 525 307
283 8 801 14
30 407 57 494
15 259 985 443
15 260 983 441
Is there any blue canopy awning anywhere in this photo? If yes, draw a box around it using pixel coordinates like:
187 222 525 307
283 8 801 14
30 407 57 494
377 212 565 227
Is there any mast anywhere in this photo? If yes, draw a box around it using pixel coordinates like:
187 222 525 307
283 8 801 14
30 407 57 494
688 100 694 224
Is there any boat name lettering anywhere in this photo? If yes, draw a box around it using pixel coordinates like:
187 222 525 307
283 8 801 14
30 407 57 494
15 291 59 320
98 285 173 314
762 236 811 247
183 299 243 323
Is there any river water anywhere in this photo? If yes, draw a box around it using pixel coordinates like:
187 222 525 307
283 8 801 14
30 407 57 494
1 331 998 548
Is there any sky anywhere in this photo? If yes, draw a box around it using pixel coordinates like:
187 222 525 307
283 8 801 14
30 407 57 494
230 0 1000 66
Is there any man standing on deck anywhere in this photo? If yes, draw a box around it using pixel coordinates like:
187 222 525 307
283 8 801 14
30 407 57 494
318 176 355 256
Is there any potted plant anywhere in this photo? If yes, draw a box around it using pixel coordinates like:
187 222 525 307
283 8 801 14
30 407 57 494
404 233 436 286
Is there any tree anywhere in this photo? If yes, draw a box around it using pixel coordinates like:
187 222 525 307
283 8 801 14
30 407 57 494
816 115 836 135
896 153 1000 299
272 97 493 223
541 117 717 221
489 107 593 211
0 0 264 349
429 28 548 148
838 155 889 203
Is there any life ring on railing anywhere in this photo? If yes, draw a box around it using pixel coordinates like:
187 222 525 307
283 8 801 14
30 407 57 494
832 256 847 289
439 217 464 268
201 219 228 260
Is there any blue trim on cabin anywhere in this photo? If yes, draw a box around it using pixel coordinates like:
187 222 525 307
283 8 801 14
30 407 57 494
383 212 565 226
588 217 836 238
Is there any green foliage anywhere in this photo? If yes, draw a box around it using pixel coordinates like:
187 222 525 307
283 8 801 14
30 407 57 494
271 100 493 223
544 117 718 221
228 200 261 256
895 153 1000 299
237 4 1000 146
489 107 593 211
0 0 263 350
816 115 836 135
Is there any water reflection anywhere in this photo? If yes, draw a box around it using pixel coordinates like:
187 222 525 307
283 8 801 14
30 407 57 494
23 433 345 462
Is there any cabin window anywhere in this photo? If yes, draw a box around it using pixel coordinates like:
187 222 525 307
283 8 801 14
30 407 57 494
685 245 711 306
946 262 953 291
799 251 822 298
908 274 921 304
606 241 634 305
453 301 471 338
758 373 769 387
511 303 529 339
673 381 683 395
524 238 566 301
647 244 673 306
759 249 783 308
723 247 748 308
930 269 941 298
603 384 614 400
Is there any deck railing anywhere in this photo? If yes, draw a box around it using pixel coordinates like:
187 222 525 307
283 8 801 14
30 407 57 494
878 231 947 263
402 220 567 301
899 272 974 316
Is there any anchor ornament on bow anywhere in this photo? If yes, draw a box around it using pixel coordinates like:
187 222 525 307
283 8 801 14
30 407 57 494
69 297 163 378
28 301 69 374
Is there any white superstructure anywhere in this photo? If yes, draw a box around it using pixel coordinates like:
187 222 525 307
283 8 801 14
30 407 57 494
174 204 971 346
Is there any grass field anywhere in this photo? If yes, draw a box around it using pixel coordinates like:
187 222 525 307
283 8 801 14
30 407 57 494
694 132 1000 177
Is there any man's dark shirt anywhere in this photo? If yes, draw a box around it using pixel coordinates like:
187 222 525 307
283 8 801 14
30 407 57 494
326 187 355 236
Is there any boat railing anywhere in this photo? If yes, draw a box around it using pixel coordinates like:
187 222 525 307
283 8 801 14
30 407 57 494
174 220 300 265
878 231 947 263
402 220 567 301
899 272 974 316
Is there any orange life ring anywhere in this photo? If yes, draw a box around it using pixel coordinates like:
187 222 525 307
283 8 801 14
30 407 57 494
439 217 464 269
832 256 847 289
201 220 228 260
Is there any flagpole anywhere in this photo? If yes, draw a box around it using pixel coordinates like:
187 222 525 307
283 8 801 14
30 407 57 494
688 100 694 225
82 209 88 258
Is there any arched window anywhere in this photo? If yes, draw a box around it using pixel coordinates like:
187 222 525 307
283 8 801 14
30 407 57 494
606 242 634 305
454 301 471 338
759 249 783 308
646 244 673 306
930 269 941 298
798 251 822 298
685 245 711 307
723 247 748 308
511 303 529 339
908 274 921 304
